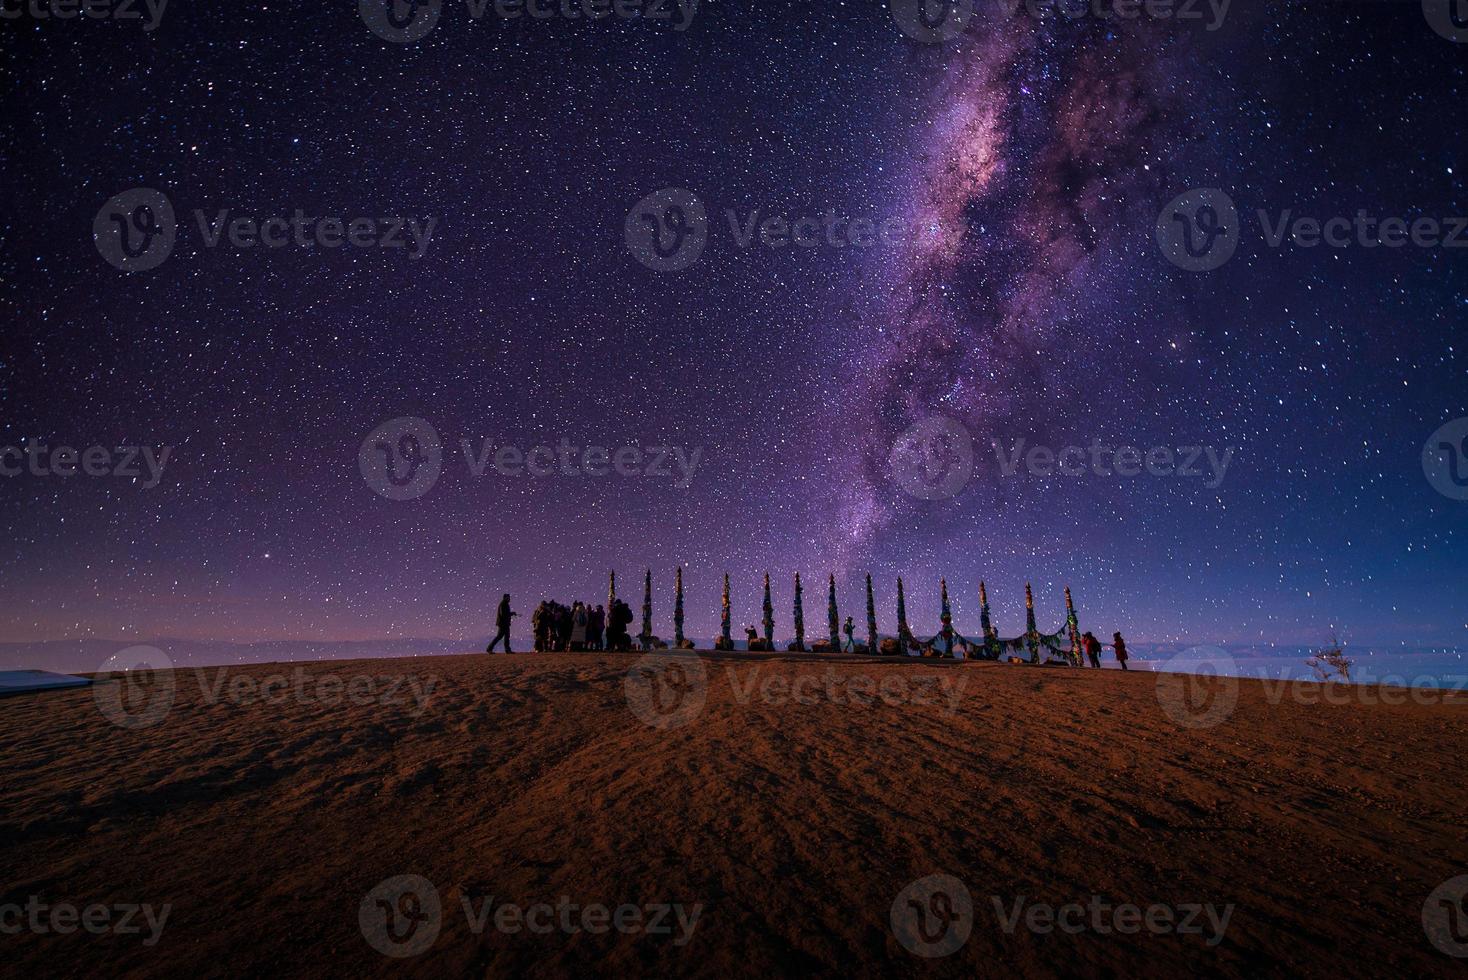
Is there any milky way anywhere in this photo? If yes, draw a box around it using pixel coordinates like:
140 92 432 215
831 20 1197 554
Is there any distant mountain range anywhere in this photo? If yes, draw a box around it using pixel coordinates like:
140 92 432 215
0 638 471 673
1 637 1462 676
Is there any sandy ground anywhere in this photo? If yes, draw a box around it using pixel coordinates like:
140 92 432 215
1 651 1465 978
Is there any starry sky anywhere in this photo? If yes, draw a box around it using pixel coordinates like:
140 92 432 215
2 0 1465 651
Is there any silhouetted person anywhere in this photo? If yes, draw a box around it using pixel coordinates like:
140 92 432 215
607 599 634 650
533 600 565 652
1082 631 1102 669
571 601 589 651
487 594 516 653
590 604 605 650
1113 632 1129 671
556 603 572 651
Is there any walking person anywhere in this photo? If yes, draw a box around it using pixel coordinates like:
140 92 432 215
1082 631 1102 669
487 594 516 654
1112 632 1130 671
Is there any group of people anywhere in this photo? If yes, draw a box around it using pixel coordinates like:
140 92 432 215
486 594 637 653
490 591 1133 667
1081 631 1130 670
530 597 636 652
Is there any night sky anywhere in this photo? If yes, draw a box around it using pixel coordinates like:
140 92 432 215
2 0 1465 651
